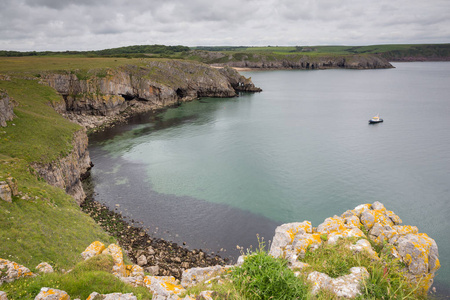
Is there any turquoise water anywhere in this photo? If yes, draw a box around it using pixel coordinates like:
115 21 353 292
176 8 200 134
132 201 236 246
89 62 450 294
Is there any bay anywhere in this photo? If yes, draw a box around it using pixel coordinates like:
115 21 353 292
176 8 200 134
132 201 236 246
88 62 450 294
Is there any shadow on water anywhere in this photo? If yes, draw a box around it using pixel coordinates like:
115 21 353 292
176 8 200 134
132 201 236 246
88 105 280 261
88 146 279 261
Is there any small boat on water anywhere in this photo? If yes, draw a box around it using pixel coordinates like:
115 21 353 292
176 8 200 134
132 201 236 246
369 114 383 124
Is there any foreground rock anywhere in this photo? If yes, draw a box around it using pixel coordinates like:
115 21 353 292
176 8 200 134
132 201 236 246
269 201 440 297
0 177 18 203
34 287 69 300
0 258 35 285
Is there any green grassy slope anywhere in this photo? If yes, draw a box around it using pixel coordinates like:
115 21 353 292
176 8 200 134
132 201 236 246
0 74 115 273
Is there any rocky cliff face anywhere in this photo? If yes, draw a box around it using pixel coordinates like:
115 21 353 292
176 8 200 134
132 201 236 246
190 50 393 70
0 89 15 127
31 129 91 205
41 60 260 120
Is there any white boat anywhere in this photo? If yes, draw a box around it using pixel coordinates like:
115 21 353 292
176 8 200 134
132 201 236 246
369 114 383 124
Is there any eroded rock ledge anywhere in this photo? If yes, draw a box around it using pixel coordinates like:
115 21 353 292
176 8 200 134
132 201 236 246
41 60 261 129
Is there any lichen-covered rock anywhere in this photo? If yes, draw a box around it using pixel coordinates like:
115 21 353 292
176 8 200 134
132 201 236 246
395 233 440 295
0 291 8 300
291 233 322 259
197 291 216 300
102 244 126 277
268 221 312 258
34 287 69 300
119 265 144 287
181 265 231 288
86 292 137 300
0 182 12 203
348 239 379 260
307 267 369 298
81 241 106 260
0 258 35 284
143 276 185 298
36 262 54 274
327 228 365 245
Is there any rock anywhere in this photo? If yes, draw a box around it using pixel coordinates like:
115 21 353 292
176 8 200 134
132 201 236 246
144 265 160 276
147 247 156 255
327 228 365 245
307 267 369 298
0 291 8 300
0 182 12 203
197 291 216 300
5 178 18 197
395 233 440 295
349 239 379 260
0 90 15 127
268 221 312 258
143 276 185 298
120 265 144 287
102 244 126 277
34 287 69 300
181 265 231 288
36 262 54 274
136 255 147 266
0 258 35 284
81 241 106 260
86 292 137 300
31 129 91 205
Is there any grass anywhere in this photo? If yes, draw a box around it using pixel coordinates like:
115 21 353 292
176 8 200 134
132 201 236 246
0 157 115 271
231 242 309 300
1 255 153 300
302 237 425 300
0 78 80 163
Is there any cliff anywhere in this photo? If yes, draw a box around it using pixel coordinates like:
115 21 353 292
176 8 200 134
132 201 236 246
188 50 394 70
30 129 92 205
40 60 260 128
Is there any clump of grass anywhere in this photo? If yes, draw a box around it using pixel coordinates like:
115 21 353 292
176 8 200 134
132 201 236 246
1 255 152 300
302 237 423 299
231 241 308 300
303 237 365 278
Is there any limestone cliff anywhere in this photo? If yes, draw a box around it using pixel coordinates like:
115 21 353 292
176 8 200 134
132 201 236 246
189 50 394 69
41 60 260 120
31 129 91 205
0 89 15 127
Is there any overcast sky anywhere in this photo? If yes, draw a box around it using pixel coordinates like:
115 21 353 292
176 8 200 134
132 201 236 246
1 0 449 51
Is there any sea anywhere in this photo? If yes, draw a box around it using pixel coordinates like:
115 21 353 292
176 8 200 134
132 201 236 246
88 62 450 296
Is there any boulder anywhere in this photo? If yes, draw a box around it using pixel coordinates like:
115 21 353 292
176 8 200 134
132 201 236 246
0 182 12 203
395 233 440 295
136 255 147 266
268 221 312 258
34 287 69 300
0 258 35 284
0 90 15 127
181 265 231 288
5 178 18 197
144 265 159 276
36 262 54 274
307 267 369 298
86 292 137 300
102 244 125 277
0 291 8 300
348 239 379 261
143 276 185 298
81 241 106 260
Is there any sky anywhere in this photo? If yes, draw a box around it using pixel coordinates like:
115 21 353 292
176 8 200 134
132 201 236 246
1 0 449 51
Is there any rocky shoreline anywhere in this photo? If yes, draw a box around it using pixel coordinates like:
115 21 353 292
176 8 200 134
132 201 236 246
80 197 227 280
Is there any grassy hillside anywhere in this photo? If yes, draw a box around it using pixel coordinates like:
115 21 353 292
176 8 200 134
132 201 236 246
0 74 117 276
